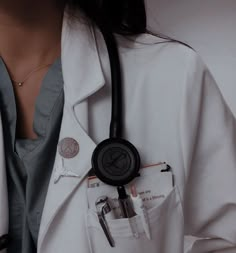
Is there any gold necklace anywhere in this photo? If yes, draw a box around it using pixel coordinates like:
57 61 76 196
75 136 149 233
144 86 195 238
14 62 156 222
11 63 52 87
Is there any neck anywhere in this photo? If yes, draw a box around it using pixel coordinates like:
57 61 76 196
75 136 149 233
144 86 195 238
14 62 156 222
0 0 65 71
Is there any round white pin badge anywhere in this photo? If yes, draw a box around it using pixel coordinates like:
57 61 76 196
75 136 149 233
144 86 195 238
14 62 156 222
58 137 80 159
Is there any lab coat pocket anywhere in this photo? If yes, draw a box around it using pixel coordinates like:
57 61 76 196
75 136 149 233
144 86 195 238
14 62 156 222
86 165 184 253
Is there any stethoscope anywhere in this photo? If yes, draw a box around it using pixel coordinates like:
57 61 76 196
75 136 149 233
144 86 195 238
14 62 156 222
91 27 141 198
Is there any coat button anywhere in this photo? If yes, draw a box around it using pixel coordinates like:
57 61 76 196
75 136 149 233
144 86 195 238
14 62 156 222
0 234 9 250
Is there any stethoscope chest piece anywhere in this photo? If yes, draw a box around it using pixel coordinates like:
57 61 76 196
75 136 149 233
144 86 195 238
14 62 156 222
92 138 140 186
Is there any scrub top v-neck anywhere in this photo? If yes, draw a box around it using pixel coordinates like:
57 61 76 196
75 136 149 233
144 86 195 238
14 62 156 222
0 57 64 253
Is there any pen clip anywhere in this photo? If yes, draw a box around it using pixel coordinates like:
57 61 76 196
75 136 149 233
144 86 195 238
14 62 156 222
95 196 115 247
97 213 115 247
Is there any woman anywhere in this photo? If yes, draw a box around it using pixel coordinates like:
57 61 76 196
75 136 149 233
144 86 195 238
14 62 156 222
0 0 236 253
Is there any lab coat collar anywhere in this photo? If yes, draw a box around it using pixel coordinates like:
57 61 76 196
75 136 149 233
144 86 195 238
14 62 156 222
61 12 105 106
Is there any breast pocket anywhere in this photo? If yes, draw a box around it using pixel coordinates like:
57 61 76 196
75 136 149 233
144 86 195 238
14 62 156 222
86 164 184 253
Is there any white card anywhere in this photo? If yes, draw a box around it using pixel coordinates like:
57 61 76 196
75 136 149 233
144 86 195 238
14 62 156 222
87 163 174 213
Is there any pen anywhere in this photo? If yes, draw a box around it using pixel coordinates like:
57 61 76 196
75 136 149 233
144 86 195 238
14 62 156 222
117 186 139 238
130 185 152 240
117 186 136 218
95 196 115 247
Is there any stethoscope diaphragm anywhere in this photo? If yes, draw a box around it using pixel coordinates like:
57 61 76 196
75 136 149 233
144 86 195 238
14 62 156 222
92 138 140 186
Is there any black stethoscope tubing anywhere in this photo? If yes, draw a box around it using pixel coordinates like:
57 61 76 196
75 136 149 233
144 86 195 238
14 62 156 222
99 28 123 139
91 27 141 187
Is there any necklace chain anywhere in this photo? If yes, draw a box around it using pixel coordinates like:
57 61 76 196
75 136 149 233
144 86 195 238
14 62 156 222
11 63 53 87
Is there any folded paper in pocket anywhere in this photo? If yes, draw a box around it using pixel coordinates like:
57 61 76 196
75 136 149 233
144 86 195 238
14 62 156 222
87 163 174 211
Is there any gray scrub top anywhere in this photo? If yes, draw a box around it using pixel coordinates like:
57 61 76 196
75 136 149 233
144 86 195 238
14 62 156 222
0 57 64 253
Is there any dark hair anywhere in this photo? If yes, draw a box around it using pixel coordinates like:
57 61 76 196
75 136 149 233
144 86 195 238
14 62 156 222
66 0 147 35
65 0 192 48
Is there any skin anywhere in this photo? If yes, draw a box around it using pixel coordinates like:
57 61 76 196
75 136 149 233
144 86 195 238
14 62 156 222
0 0 65 139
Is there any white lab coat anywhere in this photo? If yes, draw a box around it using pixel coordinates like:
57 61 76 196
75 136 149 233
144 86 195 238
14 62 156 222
1 13 236 253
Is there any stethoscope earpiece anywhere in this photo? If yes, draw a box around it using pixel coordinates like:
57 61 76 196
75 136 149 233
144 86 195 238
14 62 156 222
92 138 140 186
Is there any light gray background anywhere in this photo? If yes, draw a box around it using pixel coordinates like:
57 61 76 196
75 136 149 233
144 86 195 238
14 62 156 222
146 0 236 116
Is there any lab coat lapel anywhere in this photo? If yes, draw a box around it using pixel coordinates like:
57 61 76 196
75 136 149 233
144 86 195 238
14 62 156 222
38 14 105 250
61 13 105 105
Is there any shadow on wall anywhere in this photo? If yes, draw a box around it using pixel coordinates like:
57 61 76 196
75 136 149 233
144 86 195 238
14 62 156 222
146 0 236 116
